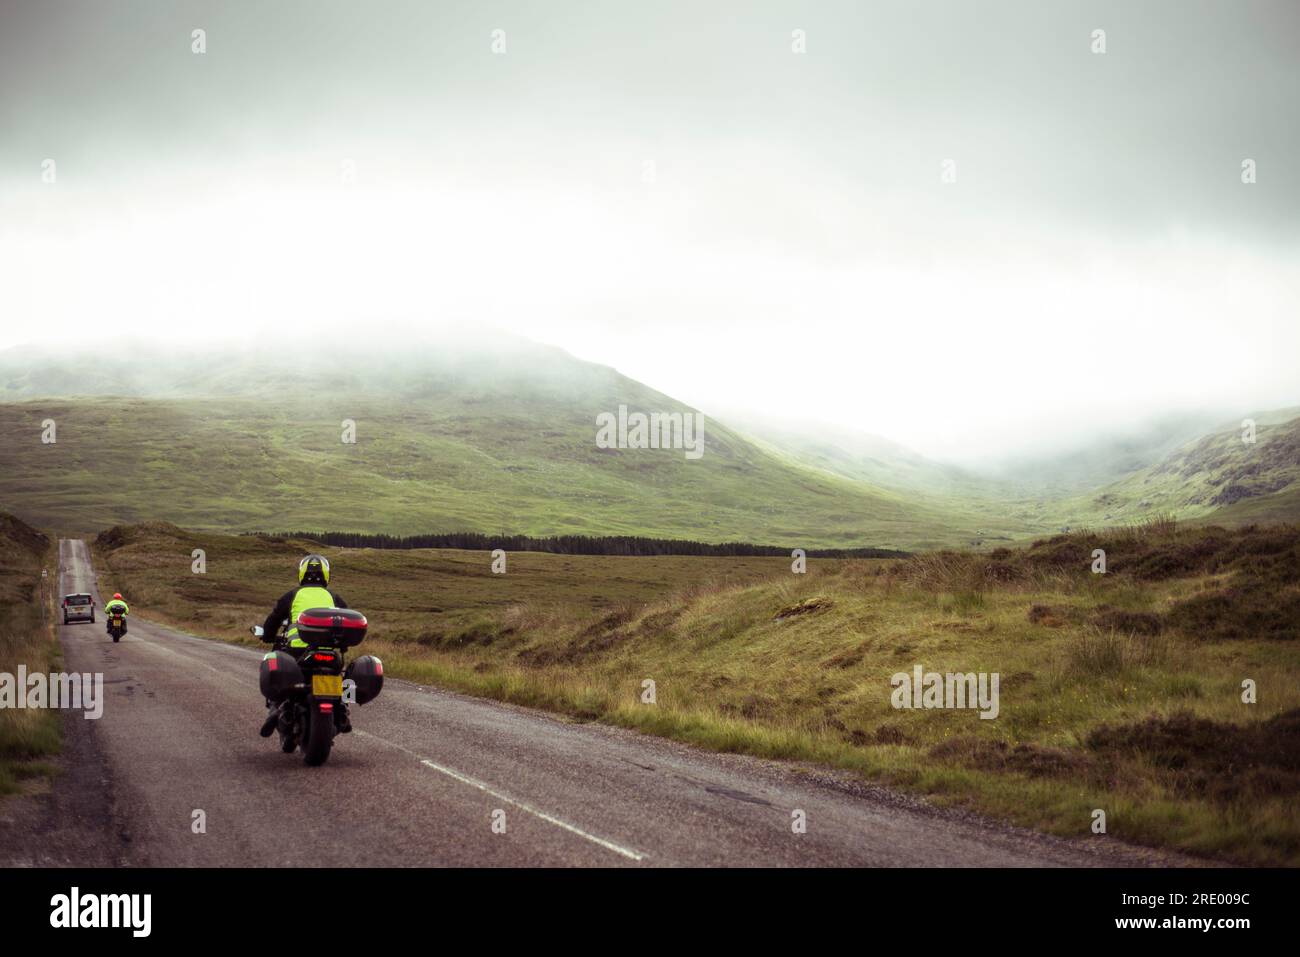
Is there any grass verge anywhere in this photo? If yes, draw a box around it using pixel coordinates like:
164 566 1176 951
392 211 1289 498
0 514 60 795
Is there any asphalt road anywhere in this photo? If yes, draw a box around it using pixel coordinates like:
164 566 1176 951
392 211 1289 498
0 539 1194 867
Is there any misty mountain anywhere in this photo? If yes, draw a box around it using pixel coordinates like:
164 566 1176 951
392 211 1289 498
740 405 1300 533
1067 410 1300 527
0 335 1015 549
981 411 1237 496
722 414 1010 499
0 334 666 406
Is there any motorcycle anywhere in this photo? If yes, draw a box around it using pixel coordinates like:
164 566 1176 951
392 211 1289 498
107 611 126 642
252 607 383 767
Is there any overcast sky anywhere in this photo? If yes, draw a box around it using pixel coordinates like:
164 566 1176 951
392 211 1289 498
2 0 1297 464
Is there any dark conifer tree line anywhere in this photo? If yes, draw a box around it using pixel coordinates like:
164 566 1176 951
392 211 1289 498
255 530 908 559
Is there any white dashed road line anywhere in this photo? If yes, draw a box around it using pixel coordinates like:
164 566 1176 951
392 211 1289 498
354 730 646 862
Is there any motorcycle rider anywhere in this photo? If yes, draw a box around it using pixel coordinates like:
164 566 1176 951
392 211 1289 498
104 592 129 635
258 554 352 737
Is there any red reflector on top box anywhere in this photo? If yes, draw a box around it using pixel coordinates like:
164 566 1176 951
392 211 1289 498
297 609 367 629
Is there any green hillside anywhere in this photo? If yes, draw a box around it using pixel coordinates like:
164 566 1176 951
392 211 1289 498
1203 482 1300 526
0 339 1023 550
2 337 1295 546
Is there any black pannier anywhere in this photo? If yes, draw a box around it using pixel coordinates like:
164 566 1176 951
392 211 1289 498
260 650 304 701
345 655 384 705
295 607 368 648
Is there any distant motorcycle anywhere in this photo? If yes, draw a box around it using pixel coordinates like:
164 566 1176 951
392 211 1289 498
252 608 383 767
107 611 126 642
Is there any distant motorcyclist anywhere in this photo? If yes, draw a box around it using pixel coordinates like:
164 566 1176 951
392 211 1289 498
104 592 129 635
258 555 351 736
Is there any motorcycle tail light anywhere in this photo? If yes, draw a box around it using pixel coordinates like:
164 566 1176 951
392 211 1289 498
319 702 334 713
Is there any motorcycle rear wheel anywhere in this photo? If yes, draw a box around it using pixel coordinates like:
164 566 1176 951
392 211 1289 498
302 705 334 766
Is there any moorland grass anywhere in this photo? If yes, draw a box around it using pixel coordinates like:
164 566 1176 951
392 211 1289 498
94 518 1300 864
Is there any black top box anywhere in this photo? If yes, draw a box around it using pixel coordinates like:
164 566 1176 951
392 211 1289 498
295 607 368 648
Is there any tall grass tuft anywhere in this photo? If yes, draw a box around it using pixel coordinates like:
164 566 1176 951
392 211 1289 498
1064 626 1168 677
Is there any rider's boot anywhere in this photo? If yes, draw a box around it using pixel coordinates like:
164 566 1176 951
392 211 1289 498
335 702 352 734
259 702 280 738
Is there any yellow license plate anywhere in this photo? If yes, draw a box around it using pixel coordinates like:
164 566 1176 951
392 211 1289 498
311 674 343 697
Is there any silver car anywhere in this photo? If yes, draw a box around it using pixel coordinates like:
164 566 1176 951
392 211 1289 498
62 593 95 624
